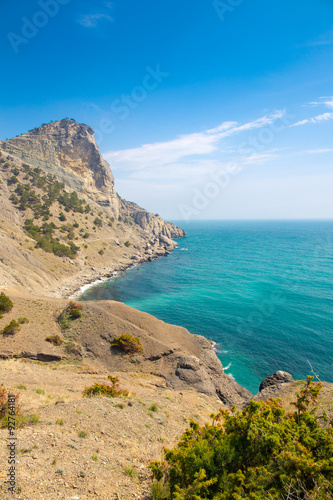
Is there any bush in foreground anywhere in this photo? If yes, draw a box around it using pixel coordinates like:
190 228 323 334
149 377 333 500
111 333 143 354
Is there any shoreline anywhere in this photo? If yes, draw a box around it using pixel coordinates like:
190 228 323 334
50 248 176 300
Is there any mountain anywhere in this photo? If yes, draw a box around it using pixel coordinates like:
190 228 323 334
0 119 185 296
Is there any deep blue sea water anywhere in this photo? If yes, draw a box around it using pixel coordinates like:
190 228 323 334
80 220 333 394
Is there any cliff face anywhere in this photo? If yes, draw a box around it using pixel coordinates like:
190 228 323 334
2 119 185 240
2 119 120 216
0 119 185 296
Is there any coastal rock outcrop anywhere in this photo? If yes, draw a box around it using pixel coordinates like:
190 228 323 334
259 370 294 391
251 370 295 403
0 119 185 296
2 118 120 216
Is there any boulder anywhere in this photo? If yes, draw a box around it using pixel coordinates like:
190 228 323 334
259 371 294 392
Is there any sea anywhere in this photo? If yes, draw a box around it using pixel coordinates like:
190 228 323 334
80 220 333 394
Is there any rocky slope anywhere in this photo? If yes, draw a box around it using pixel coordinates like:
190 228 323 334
0 295 251 407
0 119 185 297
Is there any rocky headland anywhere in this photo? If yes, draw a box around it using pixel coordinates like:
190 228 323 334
0 119 331 499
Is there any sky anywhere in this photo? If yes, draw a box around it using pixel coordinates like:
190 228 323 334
0 0 333 220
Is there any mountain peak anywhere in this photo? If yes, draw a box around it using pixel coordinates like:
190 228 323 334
2 118 119 215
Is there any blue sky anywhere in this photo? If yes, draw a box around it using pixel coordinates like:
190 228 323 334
0 0 333 220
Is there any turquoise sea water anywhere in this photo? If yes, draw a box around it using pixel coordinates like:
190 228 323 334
81 220 333 394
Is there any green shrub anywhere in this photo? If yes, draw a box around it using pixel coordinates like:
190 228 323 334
17 317 29 324
149 377 333 500
45 334 63 346
58 302 83 329
69 308 81 319
83 375 129 398
111 333 143 354
94 217 103 227
2 320 20 336
149 403 158 412
124 240 131 247
151 479 170 500
0 292 13 313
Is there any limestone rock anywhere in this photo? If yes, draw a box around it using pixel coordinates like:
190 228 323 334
2 118 120 216
259 371 294 392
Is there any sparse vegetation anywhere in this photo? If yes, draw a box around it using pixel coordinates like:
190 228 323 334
83 376 129 398
45 334 63 346
111 333 143 354
58 301 83 329
0 385 24 428
27 413 40 425
2 320 21 336
94 217 103 227
5 164 94 258
0 292 13 314
18 317 29 324
124 466 137 479
124 240 131 247
149 403 159 413
64 341 82 357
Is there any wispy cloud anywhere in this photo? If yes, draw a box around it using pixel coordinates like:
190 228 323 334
104 111 285 171
306 148 333 154
290 112 333 128
78 13 113 28
306 96 333 109
300 31 333 47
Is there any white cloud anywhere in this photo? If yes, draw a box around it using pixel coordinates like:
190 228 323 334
78 13 113 28
104 111 285 171
290 112 333 127
307 97 333 109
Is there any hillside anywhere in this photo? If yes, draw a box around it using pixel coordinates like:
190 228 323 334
1 119 331 499
0 118 185 297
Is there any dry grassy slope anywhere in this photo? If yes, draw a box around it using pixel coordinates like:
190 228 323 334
0 295 251 407
0 359 222 500
0 359 331 499
0 135 184 298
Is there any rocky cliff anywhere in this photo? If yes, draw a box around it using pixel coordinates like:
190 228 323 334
0 119 185 296
2 119 120 216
